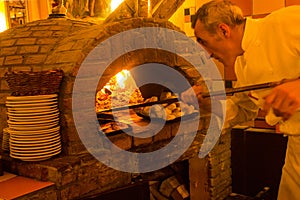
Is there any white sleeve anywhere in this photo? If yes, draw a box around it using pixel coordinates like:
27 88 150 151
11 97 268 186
223 92 259 129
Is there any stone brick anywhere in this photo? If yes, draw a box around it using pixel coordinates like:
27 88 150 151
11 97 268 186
30 25 55 31
32 31 54 37
0 39 16 47
25 54 47 64
13 31 32 38
133 135 153 147
60 166 79 186
185 67 202 78
60 183 81 200
11 66 32 72
209 133 231 155
37 38 59 45
209 168 232 187
4 55 24 65
0 57 4 66
16 38 36 45
0 79 10 94
55 42 75 52
38 20 60 26
0 47 18 56
19 45 40 54
52 31 70 37
0 90 10 103
72 39 95 50
214 187 232 200
56 50 84 63
208 149 231 167
154 123 172 142
209 159 231 178
108 133 132 150
210 179 232 199
49 25 72 31
40 45 55 53
65 141 87 155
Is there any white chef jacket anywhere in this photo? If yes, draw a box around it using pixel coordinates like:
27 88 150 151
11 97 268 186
225 6 300 200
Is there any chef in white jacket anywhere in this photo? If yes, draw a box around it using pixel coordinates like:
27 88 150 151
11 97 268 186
181 0 300 199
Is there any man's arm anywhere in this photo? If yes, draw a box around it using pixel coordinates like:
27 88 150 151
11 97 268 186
263 79 300 121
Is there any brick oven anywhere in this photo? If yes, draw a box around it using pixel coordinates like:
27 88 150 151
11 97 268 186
0 5 232 200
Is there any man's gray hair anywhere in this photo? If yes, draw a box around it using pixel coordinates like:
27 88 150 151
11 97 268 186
192 0 245 33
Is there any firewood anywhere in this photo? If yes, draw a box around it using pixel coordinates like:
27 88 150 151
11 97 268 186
159 176 180 198
171 184 190 200
150 182 168 200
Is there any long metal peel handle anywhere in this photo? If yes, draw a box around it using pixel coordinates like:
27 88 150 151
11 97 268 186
202 77 299 98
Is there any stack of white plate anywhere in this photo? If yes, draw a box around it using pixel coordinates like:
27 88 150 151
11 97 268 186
6 94 61 161
2 128 9 151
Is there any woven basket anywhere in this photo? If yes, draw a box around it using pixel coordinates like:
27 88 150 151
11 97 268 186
4 69 64 96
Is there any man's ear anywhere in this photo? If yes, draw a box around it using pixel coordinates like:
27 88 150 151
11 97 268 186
218 23 230 38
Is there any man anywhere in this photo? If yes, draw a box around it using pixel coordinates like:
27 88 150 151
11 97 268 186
181 0 300 199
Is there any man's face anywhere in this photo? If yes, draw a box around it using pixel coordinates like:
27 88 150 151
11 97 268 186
194 20 236 67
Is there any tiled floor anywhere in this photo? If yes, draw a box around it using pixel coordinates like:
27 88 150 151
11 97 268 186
0 172 54 199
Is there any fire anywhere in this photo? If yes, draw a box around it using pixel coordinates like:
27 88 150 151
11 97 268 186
111 0 124 12
96 70 144 111
116 69 130 89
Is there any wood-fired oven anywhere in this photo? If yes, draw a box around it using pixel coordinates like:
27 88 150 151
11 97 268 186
0 13 231 199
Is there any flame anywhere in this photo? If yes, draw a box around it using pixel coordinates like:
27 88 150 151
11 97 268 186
96 69 144 111
116 69 130 89
111 0 124 12
0 1 8 32
148 0 151 17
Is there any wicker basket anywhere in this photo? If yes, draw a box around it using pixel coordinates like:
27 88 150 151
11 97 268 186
4 69 64 96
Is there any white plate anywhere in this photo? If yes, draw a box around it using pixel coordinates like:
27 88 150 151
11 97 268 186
10 131 59 140
10 133 60 142
10 136 61 146
6 101 58 108
7 126 60 135
8 112 60 121
10 143 61 154
7 116 59 123
8 126 60 134
7 108 59 115
10 144 61 154
10 148 61 161
8 120 58 126
10 147 61 161
10 148 62 157
7 94 58 101
10 133 59 141
7 117 59 125
7 104 58 112
6 98 57 104
7 108 58 115
10 146 61 156
8 123 58 131
10 141 61 151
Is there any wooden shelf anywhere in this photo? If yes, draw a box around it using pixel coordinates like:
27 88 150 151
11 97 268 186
0 172 54 199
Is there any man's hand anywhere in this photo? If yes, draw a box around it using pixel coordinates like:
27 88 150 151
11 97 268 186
180 85 211 113
180 85 203 105
263 79 300 120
